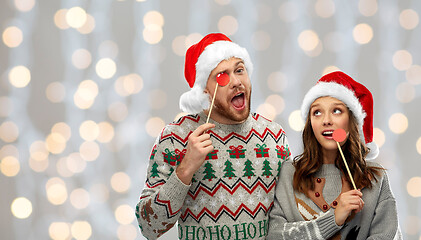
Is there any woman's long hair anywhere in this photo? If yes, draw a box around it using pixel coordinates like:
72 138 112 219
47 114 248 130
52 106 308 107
293 110 383 195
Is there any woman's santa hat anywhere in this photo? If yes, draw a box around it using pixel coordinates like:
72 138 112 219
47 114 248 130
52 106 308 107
179 33 253 113
301 71 379 160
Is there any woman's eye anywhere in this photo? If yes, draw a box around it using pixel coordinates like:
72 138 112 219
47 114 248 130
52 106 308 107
313 110 321 116
333 109 342 114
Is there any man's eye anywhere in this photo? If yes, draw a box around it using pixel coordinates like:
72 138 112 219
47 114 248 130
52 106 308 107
236 68 244 73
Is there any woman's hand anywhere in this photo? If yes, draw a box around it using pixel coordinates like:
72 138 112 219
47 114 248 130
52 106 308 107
334 189 364 226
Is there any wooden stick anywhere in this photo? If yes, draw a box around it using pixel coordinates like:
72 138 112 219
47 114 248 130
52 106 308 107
206 84 218 124
336 141 357 190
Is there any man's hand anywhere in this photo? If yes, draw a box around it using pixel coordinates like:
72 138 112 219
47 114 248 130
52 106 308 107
334 189 364 226
176 123 215 185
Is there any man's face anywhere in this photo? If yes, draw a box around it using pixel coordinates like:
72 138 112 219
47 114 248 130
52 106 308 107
204 57 251 124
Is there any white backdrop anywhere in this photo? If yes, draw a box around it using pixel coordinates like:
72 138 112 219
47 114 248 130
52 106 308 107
0 0 420 239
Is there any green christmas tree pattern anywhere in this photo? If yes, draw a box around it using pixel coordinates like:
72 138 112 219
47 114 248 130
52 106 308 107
261 159 273 178
243 159 255 179
223 160 236 179
203 162 217 181
150 162 160 178
277 160 282 174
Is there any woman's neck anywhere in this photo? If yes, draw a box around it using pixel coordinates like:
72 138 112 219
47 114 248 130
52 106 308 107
322 149 338 164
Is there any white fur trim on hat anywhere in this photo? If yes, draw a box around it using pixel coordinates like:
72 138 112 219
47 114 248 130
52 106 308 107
301 81 367 145
366 141 379 160
179 40 253 114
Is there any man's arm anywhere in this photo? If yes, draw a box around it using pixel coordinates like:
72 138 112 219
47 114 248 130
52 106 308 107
135 123 214 239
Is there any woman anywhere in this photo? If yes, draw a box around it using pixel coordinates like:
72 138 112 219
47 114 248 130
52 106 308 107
267 71 401 239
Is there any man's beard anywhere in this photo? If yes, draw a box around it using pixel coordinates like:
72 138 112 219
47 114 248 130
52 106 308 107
212 91 251 123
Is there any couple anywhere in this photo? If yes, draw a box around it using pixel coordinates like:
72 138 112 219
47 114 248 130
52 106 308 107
135 33 401 240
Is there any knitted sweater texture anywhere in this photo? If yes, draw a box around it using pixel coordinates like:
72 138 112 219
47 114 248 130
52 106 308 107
136 112 291 239
267 161 402 240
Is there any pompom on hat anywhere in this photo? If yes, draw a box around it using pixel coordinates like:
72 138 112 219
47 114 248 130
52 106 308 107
179 33 253 114
301 71 379 160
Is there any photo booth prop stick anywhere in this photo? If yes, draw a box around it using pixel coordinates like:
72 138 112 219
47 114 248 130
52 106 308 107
333 128 357 190
206 72 229 123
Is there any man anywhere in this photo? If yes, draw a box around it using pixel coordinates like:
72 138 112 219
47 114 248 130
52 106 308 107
136 33 291 240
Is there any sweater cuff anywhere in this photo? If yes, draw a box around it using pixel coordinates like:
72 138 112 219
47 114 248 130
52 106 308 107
161 171 191 203
316 209 342 239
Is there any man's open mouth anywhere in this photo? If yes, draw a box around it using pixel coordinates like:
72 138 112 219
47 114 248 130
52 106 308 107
231 92 245 110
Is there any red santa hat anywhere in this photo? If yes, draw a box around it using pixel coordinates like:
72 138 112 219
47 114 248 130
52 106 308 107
179 33 253 113
301 71 379 160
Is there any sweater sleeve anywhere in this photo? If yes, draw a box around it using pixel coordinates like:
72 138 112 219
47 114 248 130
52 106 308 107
135 126 191 240
366 172 403 240
267 163 342 240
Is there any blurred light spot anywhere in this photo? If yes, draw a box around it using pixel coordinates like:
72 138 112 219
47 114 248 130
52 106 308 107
279 1 300 22
117 224 137 240
218 16 238 36
29 157 48 172
324 32 345 52
215 0 231 5
0 97 12 117
114 74 143 97
1 156 20 177
393 50 412 71
108 102 128 122
266 95 285 114
406 65 421 85
70 188 90 209
98 40 119 59
143 11 164 27
52 122 71 141
115 204 135 225
322 66 340 75
111 172 131 193
407 177 421 197
46 82 66 103
49 222 71 240
72 49 92 69
0 145 19 160
267 71 288 92
46 177 68 205
143 24 163 44
256 103 276 120
2 26 23 48
11 197 32 219
46 133 66 154
404 215 421 235
9 65 31 88
172 35 187 56
54 9 70 30
252 31 271 51
399 9 419 30
71 221 92 240
77 14 95 34
145 117 165 138
0 121 19 143
289 110 304 131
66 7 87 29
67 153 86 174
97 121 115 143
14 0 36 12
304 41 323 57
396 82 415 103
417 137 421 155
57 157 73 177
353 23 373 44
315 0 335 18
79 120 99 141
30 140 49 161
96 58 116 79
148 89 167 109
90 184 109 203
298 30 320 51
74 80 98 109
358 0 378 17
373 128 385 148
79 141 100 161
388 113 408 134
174 112 187 121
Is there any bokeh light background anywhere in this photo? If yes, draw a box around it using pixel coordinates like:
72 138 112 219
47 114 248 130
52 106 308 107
1 0 421 239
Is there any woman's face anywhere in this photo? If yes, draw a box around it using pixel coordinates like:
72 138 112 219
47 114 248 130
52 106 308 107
310 96 350 154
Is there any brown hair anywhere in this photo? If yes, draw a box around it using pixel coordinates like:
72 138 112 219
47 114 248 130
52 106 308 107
293 110 383 195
